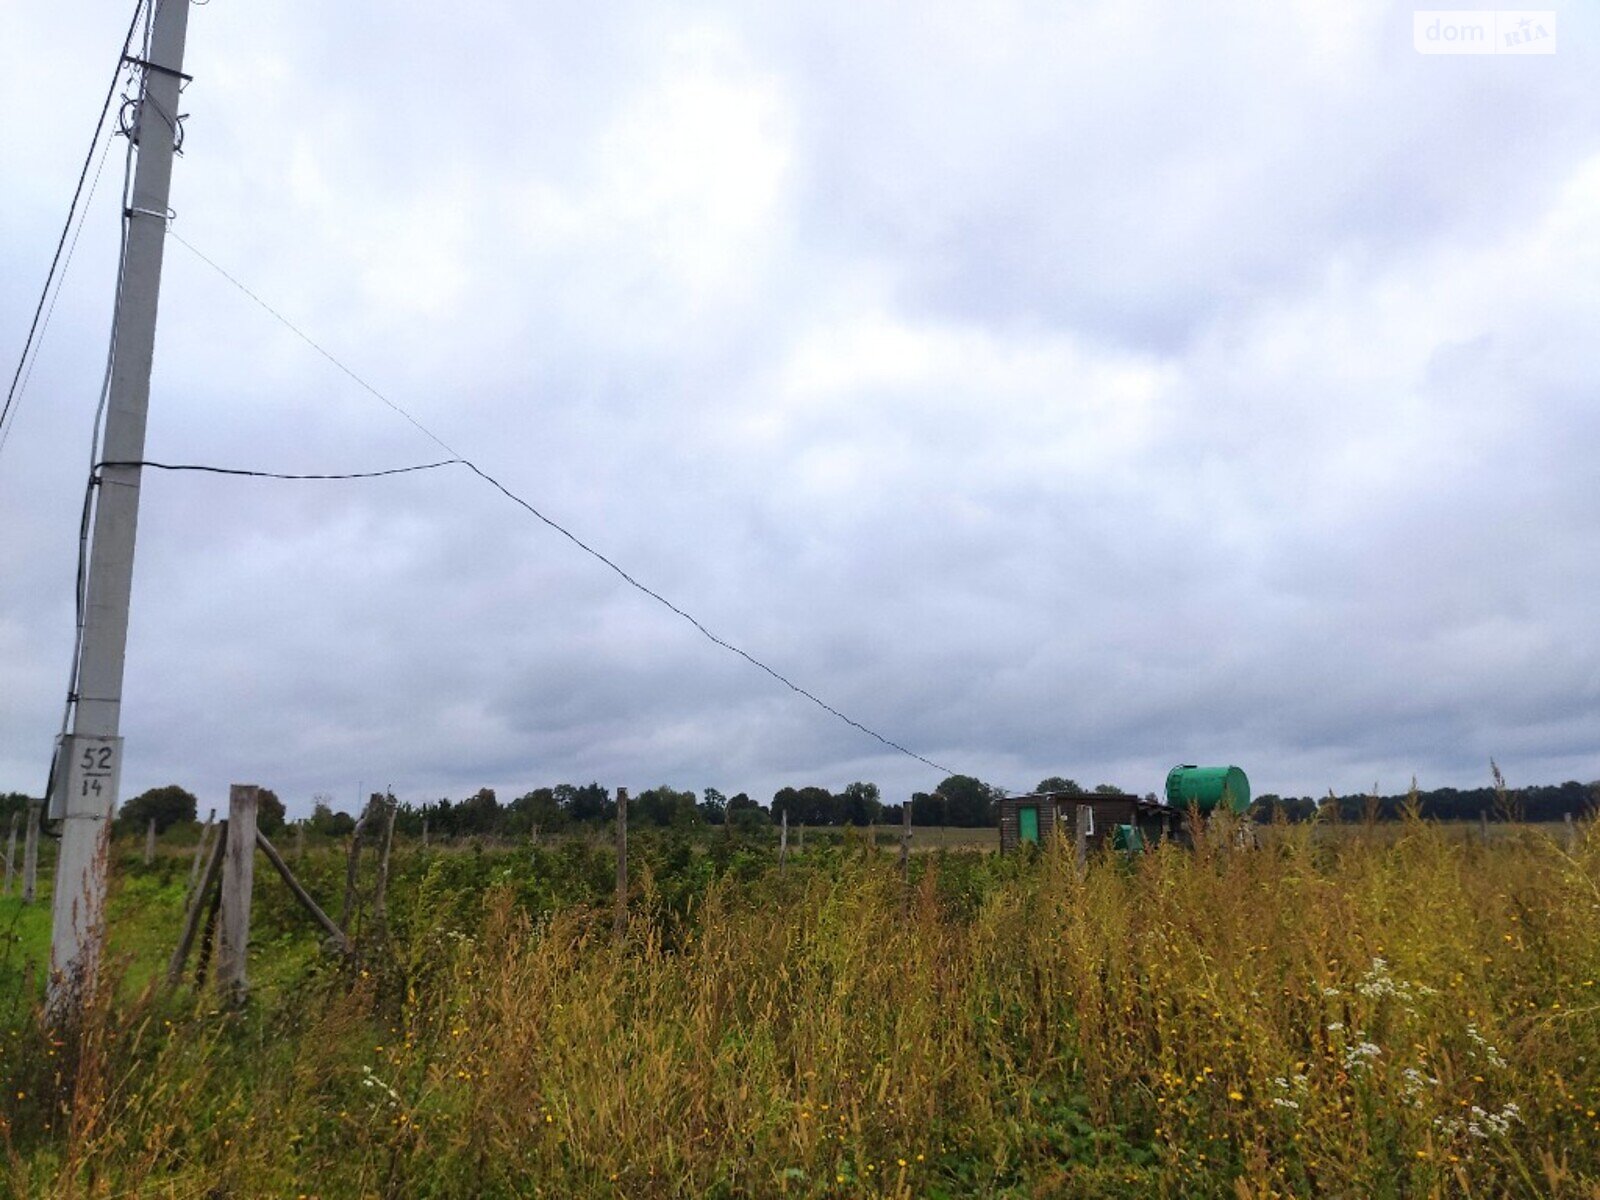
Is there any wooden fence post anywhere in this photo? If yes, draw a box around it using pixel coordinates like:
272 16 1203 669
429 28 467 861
372 796 398 931
168 818 228 986
900 801 912 879
1565 812 1577 851
254 829 349 953
3 812 15 895
614 787 629 938
868 821 876 858
341 799 373 933
21 800 40 904
144 818 157 865
189 808 216 892
217 785 259 1004
1479 812 1490 846
1075 805 1090 876
421 817 429 849
779 809 788 871
294 820 305 861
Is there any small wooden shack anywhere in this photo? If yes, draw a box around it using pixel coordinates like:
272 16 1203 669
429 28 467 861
998 790 1177 854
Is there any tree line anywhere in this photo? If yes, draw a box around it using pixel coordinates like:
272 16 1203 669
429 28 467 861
84 774 1129 838
31 771 1594 841
1256 779 1600 824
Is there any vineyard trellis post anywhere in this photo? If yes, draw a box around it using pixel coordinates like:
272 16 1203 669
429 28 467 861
341 798 374 932
168 818 228 986
614 787 629 937
217 784 258 1004
189 808 216 892
22 800 40 903
3 812 15 895
255 827 348 952
372 794 398 932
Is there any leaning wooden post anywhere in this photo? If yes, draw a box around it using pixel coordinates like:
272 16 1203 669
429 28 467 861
340 801 372 932
255 829 349 953
144 817 157 865
1075 805 1090 876
613 788 629 938
21 800 41 904
189 807 216 892
372 796 398 931
3 812 16 895
217 785 259 1005
167 818 228 986
779 809 789 871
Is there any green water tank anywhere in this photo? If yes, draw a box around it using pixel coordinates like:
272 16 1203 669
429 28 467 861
1165 765 1251 814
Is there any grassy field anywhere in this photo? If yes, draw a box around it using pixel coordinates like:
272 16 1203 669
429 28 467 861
3 816 1600 1197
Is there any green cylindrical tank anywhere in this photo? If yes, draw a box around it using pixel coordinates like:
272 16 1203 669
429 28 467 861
1165 765 1251 814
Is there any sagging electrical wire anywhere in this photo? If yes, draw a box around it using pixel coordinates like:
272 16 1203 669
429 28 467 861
89 439 963 779
163 228 961 778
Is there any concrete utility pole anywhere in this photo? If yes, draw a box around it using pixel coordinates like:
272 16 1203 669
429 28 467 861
49 0 192 1014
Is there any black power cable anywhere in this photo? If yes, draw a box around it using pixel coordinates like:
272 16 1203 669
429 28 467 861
0 0 148 453
91 456 960 778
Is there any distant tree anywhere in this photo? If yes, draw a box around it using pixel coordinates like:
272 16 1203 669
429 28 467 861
257 788 287 834
910 790 945 826
1035 777 1084 795
455 787 502 835
1093 783 1124 796
839 781 882 826
309 800 356 836
558 783 612 823
772 786 837 826
509 788 567 835
726 793 768 829
935 775 999 827
635 785 700 828
699 788 728 825
0 793 35 821
119 784 196 834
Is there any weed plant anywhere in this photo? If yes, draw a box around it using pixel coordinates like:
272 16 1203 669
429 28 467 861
2 816 1599 1197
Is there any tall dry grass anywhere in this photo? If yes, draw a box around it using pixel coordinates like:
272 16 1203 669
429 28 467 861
5 816 1600 1197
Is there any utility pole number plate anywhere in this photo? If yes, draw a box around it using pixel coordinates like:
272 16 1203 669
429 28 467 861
49 735 124 819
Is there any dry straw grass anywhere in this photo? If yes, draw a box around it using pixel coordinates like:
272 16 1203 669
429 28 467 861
5 814 1600 1197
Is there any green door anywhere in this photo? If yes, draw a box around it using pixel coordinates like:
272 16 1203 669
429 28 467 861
1019 806 1040 845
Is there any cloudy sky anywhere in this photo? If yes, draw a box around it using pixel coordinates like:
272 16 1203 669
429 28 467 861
3 2 1596 818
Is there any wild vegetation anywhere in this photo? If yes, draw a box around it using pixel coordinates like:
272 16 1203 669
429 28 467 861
3 812 1600 1197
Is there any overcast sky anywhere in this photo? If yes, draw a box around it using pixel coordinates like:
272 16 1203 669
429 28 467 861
3 2 1596 818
